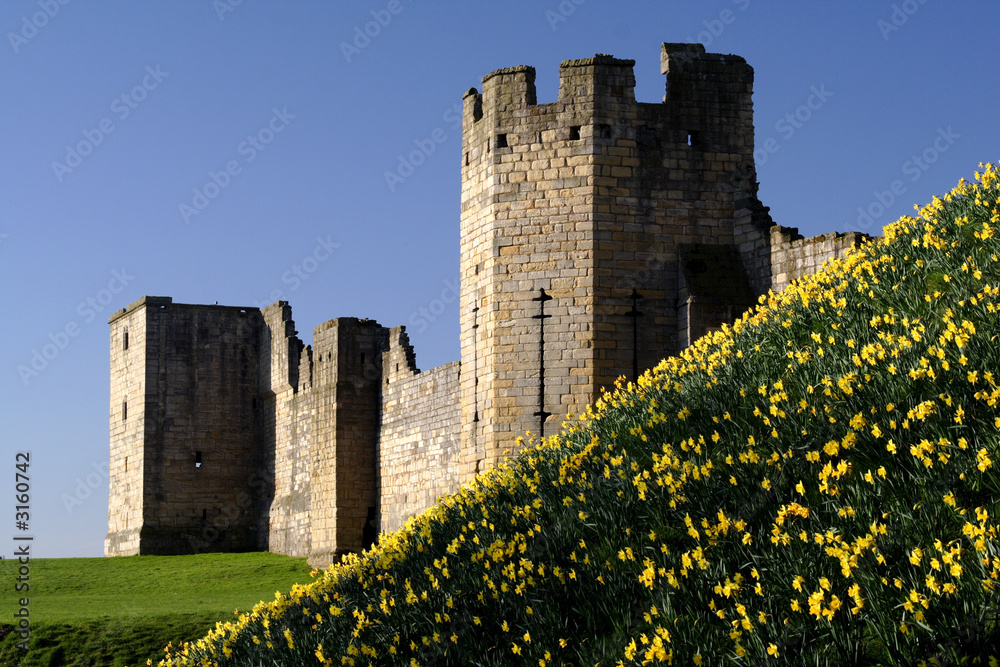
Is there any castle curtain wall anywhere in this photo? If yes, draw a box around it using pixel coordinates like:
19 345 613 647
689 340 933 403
378 328 462 534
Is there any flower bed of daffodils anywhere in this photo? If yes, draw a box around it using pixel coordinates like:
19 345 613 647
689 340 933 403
158 164 1000 666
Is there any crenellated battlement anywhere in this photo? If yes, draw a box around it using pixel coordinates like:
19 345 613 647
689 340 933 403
464 43 751 120
557 54 635 104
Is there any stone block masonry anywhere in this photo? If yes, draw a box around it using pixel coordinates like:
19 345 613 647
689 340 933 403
107 43 871 564
257 302 311 558
379 328 461 533
106 297 262 556
459 44 776 477
769 225 869 294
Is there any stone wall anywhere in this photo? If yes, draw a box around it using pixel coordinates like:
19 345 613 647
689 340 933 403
106 297 463 563
257 302 312 557
378 328 462 533
106 297 154 556
770 225 870 293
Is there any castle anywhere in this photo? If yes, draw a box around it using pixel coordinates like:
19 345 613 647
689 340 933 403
106 43 868 566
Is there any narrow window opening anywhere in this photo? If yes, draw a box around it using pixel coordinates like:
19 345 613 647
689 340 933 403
569 126 581 141
464 151 469 166
535 131 542 144
485 139 490 154
598 123 611 139
687 131 700 147
202 509 207 520
361 352 366 365
124 456 128 473
195 451 203 469
123 329 129 350
395 363 399 372
122 401 127 422
362 507 377 549
495 133 508 149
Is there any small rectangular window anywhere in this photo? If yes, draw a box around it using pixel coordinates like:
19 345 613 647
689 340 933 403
122 401 127 422
495 133 508 149
195 451 203 469
124 456 128 473
569 126 581 141
123 330 129 350
687 131 700 147
597 124 611 139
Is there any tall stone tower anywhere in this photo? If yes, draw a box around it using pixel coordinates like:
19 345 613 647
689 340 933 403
458 43 773 477
106 297 262 555
307 318 389 565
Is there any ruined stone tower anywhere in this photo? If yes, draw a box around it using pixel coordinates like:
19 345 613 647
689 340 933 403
106 298 262 555
106 297 392 561
458 44 780 476
107 43 868 563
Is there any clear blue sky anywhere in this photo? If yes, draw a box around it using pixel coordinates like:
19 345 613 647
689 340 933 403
1 1 997 558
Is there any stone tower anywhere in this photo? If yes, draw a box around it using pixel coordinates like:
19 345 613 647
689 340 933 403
106 297 262 555
458 43 774 477
307 318 389 565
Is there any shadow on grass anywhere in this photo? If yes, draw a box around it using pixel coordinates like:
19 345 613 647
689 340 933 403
0 614 226 667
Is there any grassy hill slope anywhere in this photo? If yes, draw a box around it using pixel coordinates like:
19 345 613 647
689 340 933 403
160 163 1000 666
0 552 311 667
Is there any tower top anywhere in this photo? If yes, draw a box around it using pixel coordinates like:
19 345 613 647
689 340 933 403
558 53 635 69
465 43 752 114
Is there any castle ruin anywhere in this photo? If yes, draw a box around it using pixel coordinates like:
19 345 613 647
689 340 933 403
106 44 868 566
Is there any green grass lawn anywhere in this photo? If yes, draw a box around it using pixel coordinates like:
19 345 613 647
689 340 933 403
0 552 312 666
